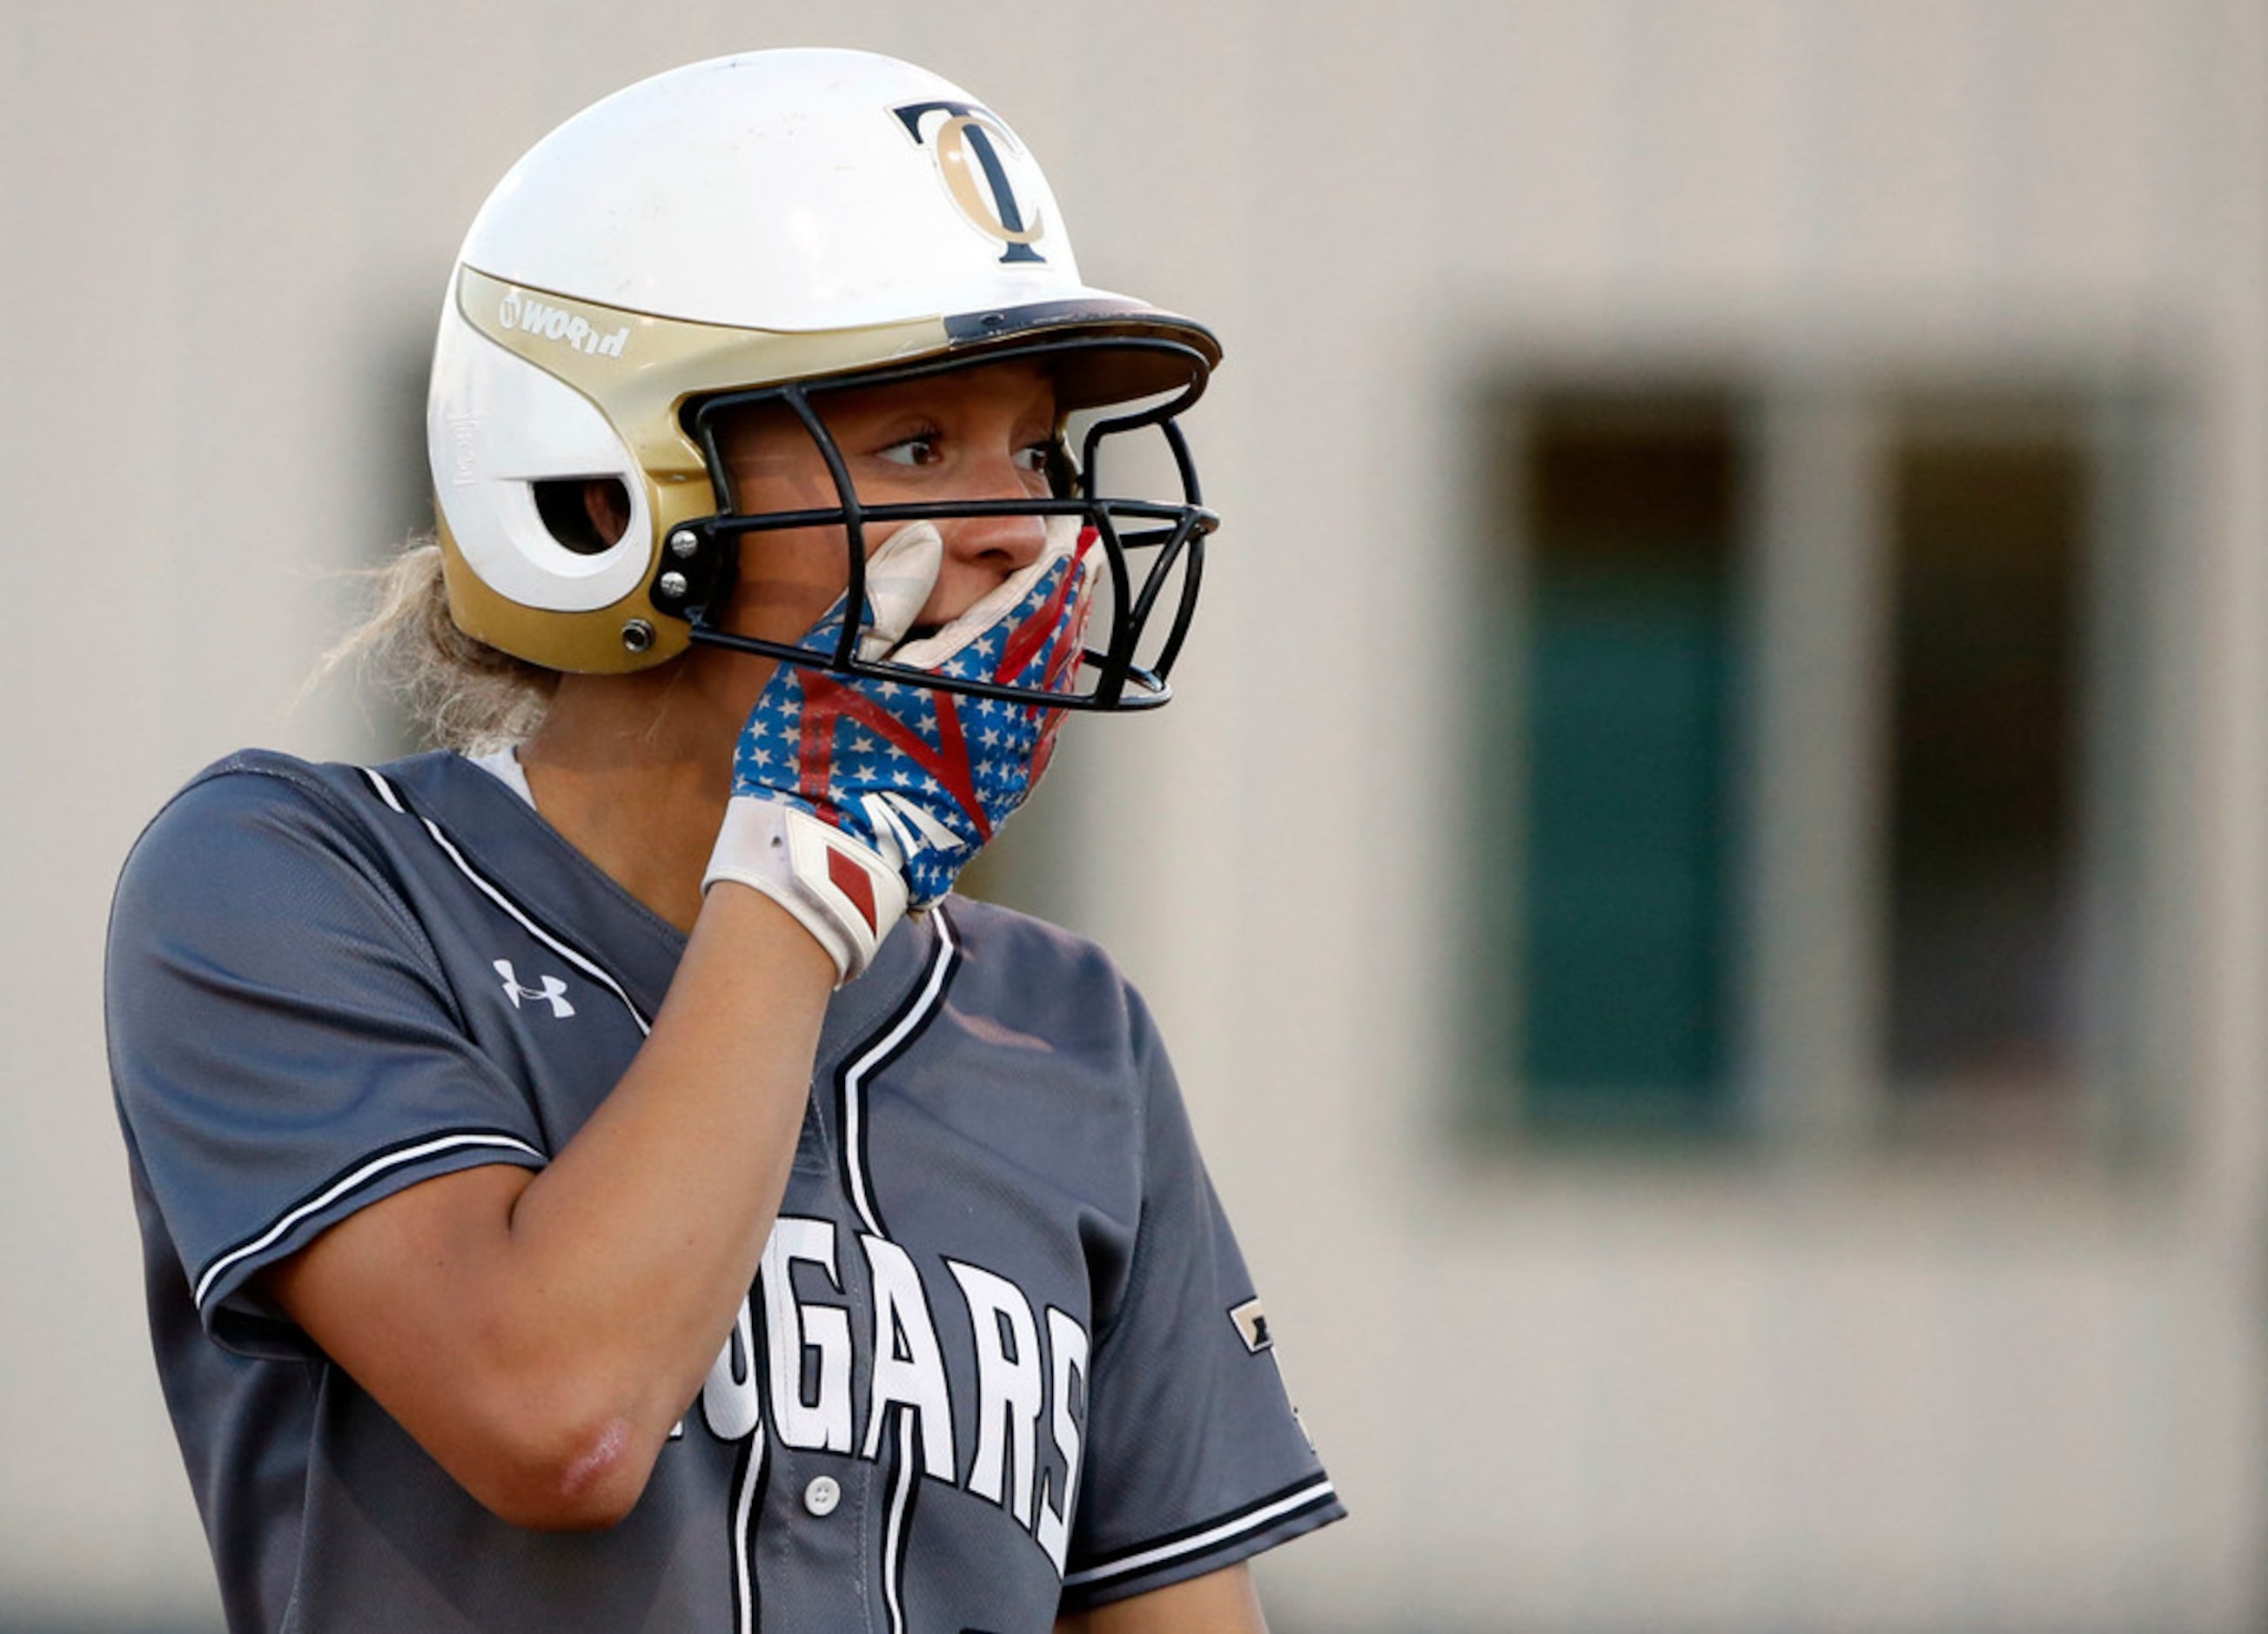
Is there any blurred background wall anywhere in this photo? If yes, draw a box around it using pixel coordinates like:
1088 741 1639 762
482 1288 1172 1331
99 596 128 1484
5 2 2265 1630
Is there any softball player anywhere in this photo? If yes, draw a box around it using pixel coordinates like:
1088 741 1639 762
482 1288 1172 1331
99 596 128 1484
108 49 1339 1633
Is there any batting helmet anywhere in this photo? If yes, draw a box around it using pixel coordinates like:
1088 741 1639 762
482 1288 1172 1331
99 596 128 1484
427 48 1220 709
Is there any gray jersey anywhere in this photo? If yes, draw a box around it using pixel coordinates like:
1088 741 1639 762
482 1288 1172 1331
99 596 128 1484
107 750 1340 1633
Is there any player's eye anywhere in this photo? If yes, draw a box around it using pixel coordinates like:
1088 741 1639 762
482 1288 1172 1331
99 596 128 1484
1012 442 1051 474
875 434 941 468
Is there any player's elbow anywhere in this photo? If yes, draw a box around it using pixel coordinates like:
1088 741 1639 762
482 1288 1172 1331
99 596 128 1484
457 1403 660 1531
529 1415 653 1531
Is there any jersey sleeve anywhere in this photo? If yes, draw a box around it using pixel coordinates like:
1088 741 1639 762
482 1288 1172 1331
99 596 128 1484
106 765 548 1360
1058 995 1345 1610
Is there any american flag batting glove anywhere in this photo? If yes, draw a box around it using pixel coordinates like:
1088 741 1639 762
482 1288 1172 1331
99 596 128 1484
704 517 1094 982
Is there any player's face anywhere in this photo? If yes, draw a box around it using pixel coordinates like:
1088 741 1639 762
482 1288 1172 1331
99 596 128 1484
712 360 1057 647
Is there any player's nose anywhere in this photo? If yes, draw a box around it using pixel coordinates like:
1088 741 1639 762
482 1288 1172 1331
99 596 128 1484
942 452 1048 576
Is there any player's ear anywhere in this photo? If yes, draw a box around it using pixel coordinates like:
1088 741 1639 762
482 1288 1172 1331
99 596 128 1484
581 479 631 547
527 477 630 555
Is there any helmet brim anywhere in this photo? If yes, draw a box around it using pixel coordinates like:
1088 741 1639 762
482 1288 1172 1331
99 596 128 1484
936 296 1220 411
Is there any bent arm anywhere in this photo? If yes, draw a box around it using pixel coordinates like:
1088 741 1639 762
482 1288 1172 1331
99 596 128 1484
263 883 834 1530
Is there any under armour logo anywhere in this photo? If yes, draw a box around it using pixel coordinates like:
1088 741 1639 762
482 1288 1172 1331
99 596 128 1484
493 959 574 1018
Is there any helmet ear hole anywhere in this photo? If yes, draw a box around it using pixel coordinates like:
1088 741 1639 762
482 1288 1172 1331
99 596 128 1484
533 478 632 556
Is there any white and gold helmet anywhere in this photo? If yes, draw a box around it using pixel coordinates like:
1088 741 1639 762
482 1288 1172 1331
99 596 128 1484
427 48 1219 708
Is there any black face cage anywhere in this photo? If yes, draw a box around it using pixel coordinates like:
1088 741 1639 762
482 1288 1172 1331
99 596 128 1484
647 338 1219 711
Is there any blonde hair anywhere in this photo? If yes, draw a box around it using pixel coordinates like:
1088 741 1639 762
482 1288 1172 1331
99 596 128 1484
325 536 558 753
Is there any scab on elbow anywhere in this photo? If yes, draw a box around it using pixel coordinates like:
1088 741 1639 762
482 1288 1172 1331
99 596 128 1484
547 1416 648 1530
481 1416 652 1531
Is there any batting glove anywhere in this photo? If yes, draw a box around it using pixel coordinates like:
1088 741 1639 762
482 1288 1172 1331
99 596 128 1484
703 517 1093 982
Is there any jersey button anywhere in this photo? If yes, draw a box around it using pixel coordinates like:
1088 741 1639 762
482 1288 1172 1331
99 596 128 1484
802 1475 842 1517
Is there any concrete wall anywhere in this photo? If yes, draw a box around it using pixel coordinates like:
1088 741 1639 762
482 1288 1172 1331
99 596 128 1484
3 3 2263 1629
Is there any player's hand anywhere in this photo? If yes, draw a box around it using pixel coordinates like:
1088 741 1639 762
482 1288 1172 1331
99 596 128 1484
704 518 1092 981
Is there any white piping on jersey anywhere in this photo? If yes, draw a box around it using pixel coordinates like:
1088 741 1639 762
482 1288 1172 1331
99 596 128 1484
731 1430 765 1634
359 766 652 1036
1058 1476 1341 1590
835 912 958 1620
840 907 961 1239
882 1403 919 1634
191 1131 543 1309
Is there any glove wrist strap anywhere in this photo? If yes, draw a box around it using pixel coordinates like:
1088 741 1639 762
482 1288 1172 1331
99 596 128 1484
704 797 908 984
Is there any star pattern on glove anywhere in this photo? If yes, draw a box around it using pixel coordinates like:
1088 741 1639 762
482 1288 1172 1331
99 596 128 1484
733 528 1095 907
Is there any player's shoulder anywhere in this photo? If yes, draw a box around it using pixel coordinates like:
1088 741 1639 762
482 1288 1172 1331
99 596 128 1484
124 749 359 879
117 748 490 910
937 895 1164 1054
138 747 484 836
939 894 1126 989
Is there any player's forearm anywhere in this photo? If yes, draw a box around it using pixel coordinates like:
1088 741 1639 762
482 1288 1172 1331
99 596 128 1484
269 884 835 1528
499 886 834 1435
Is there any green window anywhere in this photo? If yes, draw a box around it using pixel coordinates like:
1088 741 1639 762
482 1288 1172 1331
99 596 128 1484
1473 389 1747 1141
